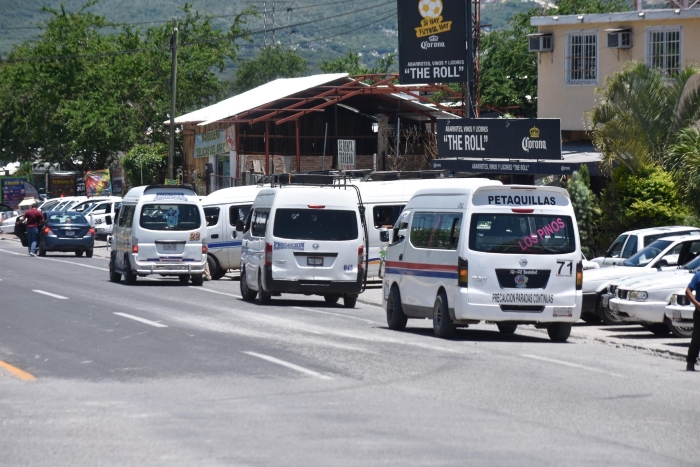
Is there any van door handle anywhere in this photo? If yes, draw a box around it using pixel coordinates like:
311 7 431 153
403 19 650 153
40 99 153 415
399 254 403 261
211 234 219 239
232 231 237 239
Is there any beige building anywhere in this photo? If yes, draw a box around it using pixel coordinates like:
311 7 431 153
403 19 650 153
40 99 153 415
531 8 700 137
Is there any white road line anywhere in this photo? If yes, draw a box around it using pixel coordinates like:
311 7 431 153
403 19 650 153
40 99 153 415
243 351 333 380
0 248 23 256
292 306 379 324
37 257 108 271
522 354 622 377
32 290 69 300
190 287 242 299
113 312 168 328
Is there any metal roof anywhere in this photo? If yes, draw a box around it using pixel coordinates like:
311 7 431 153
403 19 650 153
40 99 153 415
531 8 699 27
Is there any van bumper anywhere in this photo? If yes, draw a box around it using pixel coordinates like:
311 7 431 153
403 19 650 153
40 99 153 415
265 267 363 295
457 290 581 323
133 259 206 275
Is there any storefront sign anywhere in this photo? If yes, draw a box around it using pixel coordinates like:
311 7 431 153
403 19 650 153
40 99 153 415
338 140 356 171
431 158 600 176
437 118 562 160
195 126 235 159
85 169 112 197
50 174 76 197
397 0 467 84
0 178 26 209
111 167 124 195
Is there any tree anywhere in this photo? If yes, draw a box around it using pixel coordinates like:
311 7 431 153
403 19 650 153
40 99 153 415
586 62 700 174
232 45 307 93
668 127 700 212
319 51 395 76
567 165 600 256
121 143 168 187
0 1 254 171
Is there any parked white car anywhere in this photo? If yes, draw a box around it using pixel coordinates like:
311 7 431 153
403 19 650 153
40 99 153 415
665 288 694 334
592 226 700 267
582 235 700 324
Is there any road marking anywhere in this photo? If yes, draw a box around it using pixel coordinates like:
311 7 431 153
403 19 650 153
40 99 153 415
190 287 242 299
113 312 168 328
292 306 379 324
243 351 332 380
522 354 622 377
32 290 68 300
37 257 108 271
0 248 23 256
0 360 36 381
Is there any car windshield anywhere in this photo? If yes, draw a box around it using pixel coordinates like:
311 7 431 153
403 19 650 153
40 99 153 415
623 239 672 267
48 213 87 224
273 208 358 241
139 203 201 231
468 213 576 254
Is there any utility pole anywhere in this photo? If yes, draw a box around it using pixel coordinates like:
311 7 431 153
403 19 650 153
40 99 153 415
465 0 475 118
168 22 178 181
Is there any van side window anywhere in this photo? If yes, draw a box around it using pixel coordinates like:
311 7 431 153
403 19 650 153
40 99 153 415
118 205 133 227
373 205 404 229
204 207 220 226
243 210 252 233
124 206 135 228
229 205 251 226
409 212 463 250
251 209 269 237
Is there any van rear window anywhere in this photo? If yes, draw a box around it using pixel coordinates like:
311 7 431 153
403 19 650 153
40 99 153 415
469 213 576 254
273 209 358 241
139 204 201 231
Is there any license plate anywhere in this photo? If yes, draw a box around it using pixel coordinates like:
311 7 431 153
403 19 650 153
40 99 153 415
307 256 323 266
553 307 572 317
65 231 75 237
163 244 177 252
673 310 682 321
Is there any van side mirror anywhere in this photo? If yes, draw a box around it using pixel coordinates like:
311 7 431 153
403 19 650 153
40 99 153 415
379 228 390 243
235 219 244 232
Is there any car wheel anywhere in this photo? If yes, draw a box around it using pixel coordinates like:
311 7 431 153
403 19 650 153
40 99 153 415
240 267 257 301
124 254 137 285
324 294 339 305
191 274 204 286
85 249 93 258
642 322 670 336
547 323 572 342
343 295 357 308
386 286 407 331
179 275 191 284
433 292 456 338
597 300 623 326
75 250 84 257
669 322 694 338
497 323 518 334
109 255 121 283
38 246 46 257
258 271 271 305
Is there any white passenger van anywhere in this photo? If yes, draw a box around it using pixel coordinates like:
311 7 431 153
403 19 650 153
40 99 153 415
382 185 582 342
238 180 367 307
84 196 123 240
109 185 207 285
201 185 263 279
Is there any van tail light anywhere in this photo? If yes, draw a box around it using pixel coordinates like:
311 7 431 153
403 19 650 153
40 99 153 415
87 227 95 237
44 227 54 236
132 237 139 254
308 205 325 209
358 245 364 269
458 257 468 288
265 242 273 266
576 261 583 290
202 243 208 254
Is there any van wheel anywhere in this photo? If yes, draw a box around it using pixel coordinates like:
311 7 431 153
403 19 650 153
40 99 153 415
324 294 339 305
179 275 191 284
497 323 518 334
208 255 225 280
75 250 84 257
386 286 407 331
343 295 357 308
109 255 121 283
642 322 670 336
433 292 456 338
258 273 271 305
240 267 257 301
547 323 571 342
191 275 204 286
124 254 137 285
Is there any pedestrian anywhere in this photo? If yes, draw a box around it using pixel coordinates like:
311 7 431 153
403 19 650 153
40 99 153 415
24 202 44 257
684 272 700 371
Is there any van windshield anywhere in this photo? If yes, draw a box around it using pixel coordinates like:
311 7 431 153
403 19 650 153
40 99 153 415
273 208 358 241
139 204 202 231
469 213 576 254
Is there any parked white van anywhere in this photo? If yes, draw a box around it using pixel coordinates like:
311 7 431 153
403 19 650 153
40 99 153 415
84 196 123 240
201 185 263 279
109 185 207 285
382 185 582 342
238 182 367 307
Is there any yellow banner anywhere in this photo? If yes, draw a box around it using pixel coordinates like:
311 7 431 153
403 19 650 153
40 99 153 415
415 16 452 38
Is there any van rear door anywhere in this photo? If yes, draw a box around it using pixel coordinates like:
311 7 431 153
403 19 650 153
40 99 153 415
227 204 251 269
204 205 224 261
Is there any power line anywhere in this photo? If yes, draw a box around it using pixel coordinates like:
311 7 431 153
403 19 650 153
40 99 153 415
291 11 396 47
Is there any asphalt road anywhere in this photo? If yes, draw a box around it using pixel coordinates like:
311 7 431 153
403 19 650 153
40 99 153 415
1 239 699 466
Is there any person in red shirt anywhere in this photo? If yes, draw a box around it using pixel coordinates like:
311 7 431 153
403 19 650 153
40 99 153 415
24 203 44 256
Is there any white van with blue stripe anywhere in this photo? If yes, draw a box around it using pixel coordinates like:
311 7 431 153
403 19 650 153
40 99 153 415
382 184 582 342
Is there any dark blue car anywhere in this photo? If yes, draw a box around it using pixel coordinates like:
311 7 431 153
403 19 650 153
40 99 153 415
38 211 95 257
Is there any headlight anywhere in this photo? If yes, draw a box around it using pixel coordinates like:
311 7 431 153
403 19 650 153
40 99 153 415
674 294 690 306
629 291 648 301
608 284 618 294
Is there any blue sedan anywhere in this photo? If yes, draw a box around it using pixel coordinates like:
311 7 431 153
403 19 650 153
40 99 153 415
38 211 95 257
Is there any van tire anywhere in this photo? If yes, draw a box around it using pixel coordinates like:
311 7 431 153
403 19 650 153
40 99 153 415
124 254 137 285
343 295 357 308
547 323 571 342
109 255 121 283
433 292 456 338
497 323 518 334
324 294 339 305
386 286 407 331
208 255 225 280
240 268 257 301
179 275 190 284
191 274 204 286
642 322 670 336
258 273 271 305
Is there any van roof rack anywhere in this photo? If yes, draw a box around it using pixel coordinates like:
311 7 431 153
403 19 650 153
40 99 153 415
144 184 196 192
361 170 451 181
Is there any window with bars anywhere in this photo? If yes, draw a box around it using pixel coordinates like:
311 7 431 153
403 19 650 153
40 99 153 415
646 27 682 77
565 30 598 85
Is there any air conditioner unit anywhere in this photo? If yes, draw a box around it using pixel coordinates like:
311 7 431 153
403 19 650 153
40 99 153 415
607 30 632 49
528 34 553 52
